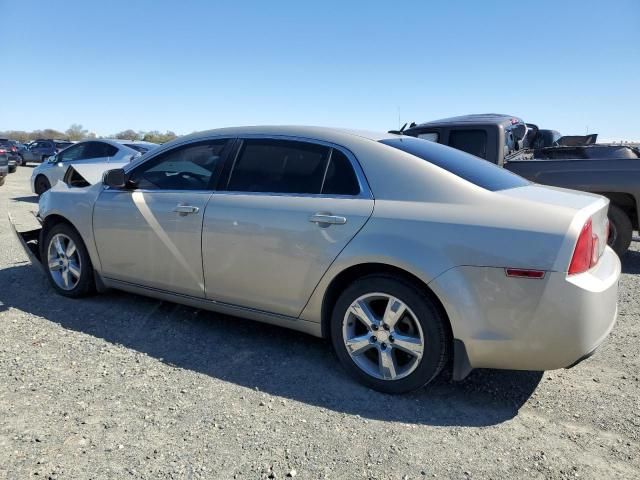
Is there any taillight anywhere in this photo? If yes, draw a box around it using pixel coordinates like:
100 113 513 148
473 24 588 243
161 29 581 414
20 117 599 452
10 146 16 152
0 149 5 154
568 219 600 275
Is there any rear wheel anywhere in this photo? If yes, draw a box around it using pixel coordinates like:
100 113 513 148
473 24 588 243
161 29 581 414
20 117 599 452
18 155 26 166
608 204 632 257
330 275 449 394
34 175 51 195
43 223 95 297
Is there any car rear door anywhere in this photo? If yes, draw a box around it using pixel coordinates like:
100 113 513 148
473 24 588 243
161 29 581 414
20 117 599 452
92 138 232 297
202 137 374 318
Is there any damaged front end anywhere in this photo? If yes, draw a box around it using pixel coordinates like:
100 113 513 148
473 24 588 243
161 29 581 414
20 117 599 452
8 211 43 268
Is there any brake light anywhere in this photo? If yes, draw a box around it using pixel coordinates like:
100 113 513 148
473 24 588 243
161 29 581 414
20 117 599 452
0 149 5 154
568 219 599 275
10 146 16 152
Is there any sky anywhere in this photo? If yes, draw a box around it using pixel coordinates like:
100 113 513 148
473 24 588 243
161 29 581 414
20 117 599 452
0 0 638 140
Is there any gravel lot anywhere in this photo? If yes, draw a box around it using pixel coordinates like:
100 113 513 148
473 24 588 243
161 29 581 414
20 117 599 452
1 166 639 479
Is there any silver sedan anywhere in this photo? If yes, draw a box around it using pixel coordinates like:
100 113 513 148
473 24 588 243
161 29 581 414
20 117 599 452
32 126 619 393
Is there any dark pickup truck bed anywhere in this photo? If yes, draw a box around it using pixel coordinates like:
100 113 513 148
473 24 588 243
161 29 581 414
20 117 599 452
403 114 640 256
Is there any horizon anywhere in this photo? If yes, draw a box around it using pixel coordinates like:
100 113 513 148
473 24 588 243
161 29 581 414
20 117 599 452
1 0 638 141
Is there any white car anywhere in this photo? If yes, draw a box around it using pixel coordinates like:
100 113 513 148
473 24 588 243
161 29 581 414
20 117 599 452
30 139 158 195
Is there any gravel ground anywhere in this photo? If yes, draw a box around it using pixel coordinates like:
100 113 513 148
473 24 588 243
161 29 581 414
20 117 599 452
1 166 639 479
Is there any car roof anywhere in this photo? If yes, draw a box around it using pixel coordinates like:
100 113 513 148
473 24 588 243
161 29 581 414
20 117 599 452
412 113 524 128
173 125 398 145
98 139 158 146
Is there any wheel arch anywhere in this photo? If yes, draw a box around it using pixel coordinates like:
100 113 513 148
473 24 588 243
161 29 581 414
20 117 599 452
320 262 453 341
39 214 83 258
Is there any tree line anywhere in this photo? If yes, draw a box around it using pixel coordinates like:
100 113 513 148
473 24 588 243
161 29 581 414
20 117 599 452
0 124 178 144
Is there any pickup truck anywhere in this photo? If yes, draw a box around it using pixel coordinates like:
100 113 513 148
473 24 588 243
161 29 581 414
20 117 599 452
401 114 640 256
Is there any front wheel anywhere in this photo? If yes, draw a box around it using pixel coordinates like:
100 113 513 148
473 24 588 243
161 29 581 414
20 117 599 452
34 175 51 195
330 275 449 394
43 223 95 297
608 204 632 257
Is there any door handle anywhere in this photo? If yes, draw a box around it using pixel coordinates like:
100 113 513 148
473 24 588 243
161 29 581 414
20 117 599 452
309 213 347 225
173 205 199 215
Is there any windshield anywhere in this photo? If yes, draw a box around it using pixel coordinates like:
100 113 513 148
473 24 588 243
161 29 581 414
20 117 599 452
380 137 530 191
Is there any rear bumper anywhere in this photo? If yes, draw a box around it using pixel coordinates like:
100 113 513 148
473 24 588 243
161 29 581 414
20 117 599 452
430 247 620 376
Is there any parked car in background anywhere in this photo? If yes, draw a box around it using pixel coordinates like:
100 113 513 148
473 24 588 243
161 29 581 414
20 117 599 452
0 146 8 185
0 139 21 171
23 126 619 393
20 139 75 165
401 114 640 256
11 141 31 166
31 139 157 195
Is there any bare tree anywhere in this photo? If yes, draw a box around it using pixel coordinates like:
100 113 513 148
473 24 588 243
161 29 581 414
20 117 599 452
113 129 140 141
65 124 89 141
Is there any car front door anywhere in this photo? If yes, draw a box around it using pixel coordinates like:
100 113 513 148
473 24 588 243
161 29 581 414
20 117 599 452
202 137 374 317
92 138 231 297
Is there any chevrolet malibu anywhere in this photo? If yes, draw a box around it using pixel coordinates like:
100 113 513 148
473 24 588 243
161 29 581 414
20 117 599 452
32 126 619 393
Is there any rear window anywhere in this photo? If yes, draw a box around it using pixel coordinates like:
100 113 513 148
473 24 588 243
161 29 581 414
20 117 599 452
448 129 487 159
380 137 530 191
124 144 152 153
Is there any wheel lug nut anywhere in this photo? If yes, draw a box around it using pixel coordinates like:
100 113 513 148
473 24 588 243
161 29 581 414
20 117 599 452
372 325 378 331
389 335 394 342
370 336 377 343
381 343 387 350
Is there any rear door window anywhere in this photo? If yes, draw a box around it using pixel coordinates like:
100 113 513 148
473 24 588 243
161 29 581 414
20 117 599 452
227 139 330 194
321 149 360 195
448 129 487 159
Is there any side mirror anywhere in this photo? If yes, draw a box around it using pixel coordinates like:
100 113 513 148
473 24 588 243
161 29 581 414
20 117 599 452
103 168 127 189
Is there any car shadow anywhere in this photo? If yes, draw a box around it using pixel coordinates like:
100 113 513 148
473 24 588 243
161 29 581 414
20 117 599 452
0 263 542 427
11 195 38 204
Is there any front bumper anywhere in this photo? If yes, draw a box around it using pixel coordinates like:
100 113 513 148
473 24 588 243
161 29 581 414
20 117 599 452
8 212 43 268
430 247 620 376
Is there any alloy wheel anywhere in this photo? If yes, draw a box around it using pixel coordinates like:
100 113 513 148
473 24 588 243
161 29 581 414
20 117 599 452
342 293 424 381
47 233 82 290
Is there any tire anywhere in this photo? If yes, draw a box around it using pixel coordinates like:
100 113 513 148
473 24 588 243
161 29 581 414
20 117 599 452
18 155 26 166
330 274 449 394
608 204 632 257
8 164 16 173
0 176 5 186
43 223 95 298
34 175 51 195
